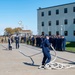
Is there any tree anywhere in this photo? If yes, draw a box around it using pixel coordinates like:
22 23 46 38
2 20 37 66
4 28 14 35
13 27 22 34
4 27 22 36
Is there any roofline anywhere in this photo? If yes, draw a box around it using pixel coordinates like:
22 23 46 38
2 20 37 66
37 2 75 10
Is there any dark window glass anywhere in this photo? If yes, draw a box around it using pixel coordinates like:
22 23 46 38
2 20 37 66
48 11 51 15
49 21 51 26
64 19 68 25
73 7 75 12
42 32 44 36
64 8 68 13
42 22 44 26
56 9 59 14
73 31 75 36
56 20 59 25
56 31 59 35
64 31 68 36
41 12 44 16
49 31 51 36
73 18 75 24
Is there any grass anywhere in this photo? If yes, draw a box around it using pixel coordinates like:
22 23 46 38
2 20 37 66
66 42 75 52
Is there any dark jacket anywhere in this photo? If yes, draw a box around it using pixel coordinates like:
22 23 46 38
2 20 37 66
42 38 50 52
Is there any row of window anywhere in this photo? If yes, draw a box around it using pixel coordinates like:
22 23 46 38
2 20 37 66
41 31 75 36
41 19 75 26
41 7 75 16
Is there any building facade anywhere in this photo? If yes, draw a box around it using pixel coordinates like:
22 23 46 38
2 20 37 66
37 2 75 41
19 30 32 37
12 30 32 38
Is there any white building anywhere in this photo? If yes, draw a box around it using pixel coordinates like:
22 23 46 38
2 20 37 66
19 30 32 37
12 30 32 38
37 2 75 41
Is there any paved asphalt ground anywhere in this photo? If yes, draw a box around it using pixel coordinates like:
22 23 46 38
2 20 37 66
0 43 75 75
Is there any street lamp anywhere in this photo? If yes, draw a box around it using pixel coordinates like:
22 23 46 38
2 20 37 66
18 20 24 30
61 25 63 35
18 20 22 25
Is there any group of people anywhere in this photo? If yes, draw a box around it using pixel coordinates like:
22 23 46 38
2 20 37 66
25 34 66 69
26 34 66 69
8 34 20 50
27 35 66 51
37 34 66 69
7 34 66 69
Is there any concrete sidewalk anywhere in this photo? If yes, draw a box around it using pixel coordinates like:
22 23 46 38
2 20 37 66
0 43 75 75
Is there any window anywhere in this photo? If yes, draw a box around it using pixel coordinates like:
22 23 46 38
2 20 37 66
73 7 75 12
48 11 51 16
64 19 68 25
56 20 59 25
56 9 59 14
73 18 75 24
48 21 51 26
42 22 44 26
42 32 44 36
73 31 75 36
64 8 68 13
64 31 68 36
56 31 59 35
41 12 44 16
49 31 51 36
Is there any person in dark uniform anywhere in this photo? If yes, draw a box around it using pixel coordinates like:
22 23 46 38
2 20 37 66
15 34 20 49
38 35 51 69
61 36 66 51
35 36 38 46
36 36 39 47
40 35 45 48
8 35 12 50
24 35 26 43
32 35 35 46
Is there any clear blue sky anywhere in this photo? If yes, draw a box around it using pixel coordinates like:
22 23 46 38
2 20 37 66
0 0 75 35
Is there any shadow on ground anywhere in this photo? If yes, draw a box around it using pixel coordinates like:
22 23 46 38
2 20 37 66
68 62 75 65
23 62 39 67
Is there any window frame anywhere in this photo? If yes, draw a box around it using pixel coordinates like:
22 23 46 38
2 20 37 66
41 22 44 26
73 30 75 36
48 21 51 26
48 11 51 16
64 8 68 13
73 18 75 24
56 31 59 35
56 9 59 15
56 20 59 25
64 19 68 25
64 31 68 36
73 7 75 12
41 12 44 17
49 31 51 36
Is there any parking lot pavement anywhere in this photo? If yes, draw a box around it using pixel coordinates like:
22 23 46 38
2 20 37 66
0 43 75 75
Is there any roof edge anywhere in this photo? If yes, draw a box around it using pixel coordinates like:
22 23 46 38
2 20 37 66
37 2 75 10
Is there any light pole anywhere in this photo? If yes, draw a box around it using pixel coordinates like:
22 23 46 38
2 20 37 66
18 20 24 30
61 25 63 35
48 26 49 35
41 26 42 35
